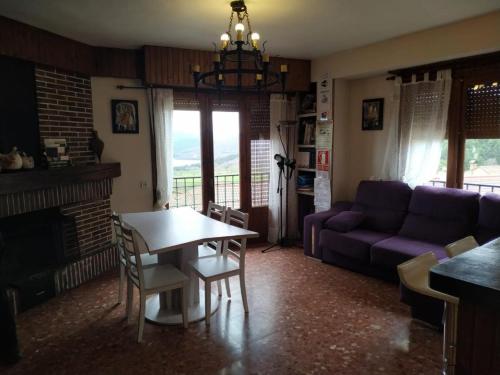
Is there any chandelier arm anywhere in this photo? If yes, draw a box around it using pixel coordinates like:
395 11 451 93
244 9 252 34
193 1 284 93
227 10 234 34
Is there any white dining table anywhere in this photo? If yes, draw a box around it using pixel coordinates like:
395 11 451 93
121 207 259 325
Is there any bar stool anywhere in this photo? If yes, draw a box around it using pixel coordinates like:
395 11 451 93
445 236 478 258
398 252 459 375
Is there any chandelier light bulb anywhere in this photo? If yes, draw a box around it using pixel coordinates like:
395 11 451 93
251 32 260 49
235 23 245 32
220 32 230 49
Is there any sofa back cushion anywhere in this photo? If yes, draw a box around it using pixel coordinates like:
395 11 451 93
476 193 500 244
351 180 413 234
399 186 479 245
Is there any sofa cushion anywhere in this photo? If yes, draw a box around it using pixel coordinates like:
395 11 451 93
325 211 366 232
399 186 479 245
370 235 447 269
319 228 392 263
351 180 412 234
476 193 500 245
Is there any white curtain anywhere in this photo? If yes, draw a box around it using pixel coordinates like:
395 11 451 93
268 94 297 243
398 70 452 187
151 88 174 210
379 76 402 180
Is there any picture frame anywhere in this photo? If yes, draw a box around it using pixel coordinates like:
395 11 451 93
111 99 139 134
362 98 384 131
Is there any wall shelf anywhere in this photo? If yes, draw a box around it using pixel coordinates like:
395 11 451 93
298 113 317 118
297 144 315 148
297 168 316 172
297 191 314 196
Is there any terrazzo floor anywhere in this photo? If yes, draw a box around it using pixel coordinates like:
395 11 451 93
1 246 442 375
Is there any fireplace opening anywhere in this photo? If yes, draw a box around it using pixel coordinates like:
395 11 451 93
0 208 79 311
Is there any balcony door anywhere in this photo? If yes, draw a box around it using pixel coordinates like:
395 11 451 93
171 92 270 240
212 110 241 208
171 94 243 213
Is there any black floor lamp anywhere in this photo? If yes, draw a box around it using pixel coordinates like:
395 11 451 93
262 120 297 253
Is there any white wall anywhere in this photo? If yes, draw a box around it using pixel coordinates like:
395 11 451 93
312 11 500 80
316 11 500 200
344 76 395 199
91 77 154 213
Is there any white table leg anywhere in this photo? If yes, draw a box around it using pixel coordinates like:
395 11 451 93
144 244 219 325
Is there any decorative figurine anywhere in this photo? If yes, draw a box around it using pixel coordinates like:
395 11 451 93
89 130 104 163
0 147 23 170
21 153 35 169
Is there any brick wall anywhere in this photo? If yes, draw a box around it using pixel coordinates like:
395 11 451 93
61 198 112 258
35 66 95 165
33 65 113 259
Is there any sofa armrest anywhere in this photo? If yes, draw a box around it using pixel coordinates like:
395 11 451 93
303 201 353 259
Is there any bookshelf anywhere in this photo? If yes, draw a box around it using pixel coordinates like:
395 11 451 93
296 84 317 242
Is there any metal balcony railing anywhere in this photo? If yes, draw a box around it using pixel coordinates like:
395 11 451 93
428 180 500 194
171 173 269 211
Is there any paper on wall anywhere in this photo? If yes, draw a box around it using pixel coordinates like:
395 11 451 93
314 177 331 212
315 120 333 149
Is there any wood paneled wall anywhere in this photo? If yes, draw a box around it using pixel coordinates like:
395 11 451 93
0 16 94 75
0 16 311 91
93 47 143 79
144 45 311 92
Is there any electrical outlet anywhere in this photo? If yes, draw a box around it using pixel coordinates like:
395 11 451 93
139 181 148 189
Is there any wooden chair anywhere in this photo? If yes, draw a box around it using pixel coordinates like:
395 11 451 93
445 236 478 258
190 208 249 325
121 226 189 342
111 213 158 304
397 252 459 375
198 201 227 258
197 202 227 297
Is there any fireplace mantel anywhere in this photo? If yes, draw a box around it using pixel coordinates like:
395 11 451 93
0 163 121 195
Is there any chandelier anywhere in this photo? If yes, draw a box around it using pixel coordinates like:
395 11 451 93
192 0 287 93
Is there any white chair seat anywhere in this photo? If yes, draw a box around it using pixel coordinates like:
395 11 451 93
136 254 158 267
120 253 158 267
198 244 217 258
141 264 189 291
190 256 240 279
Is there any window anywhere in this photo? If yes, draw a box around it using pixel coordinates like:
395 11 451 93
460 81 500 193
427 139 448 188
171 110 203 210
251 140 270 207
463 139 500 193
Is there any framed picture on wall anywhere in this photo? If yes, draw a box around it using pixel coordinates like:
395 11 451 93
111 99 139 134
362 98 384 130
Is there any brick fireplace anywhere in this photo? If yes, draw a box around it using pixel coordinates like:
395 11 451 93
0 63 121 313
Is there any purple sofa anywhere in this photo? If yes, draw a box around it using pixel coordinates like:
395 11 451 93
304 181 500 326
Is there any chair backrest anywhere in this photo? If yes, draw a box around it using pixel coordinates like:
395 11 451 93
397 252 437 293
111 213 127 263
445 235 479 258
121 226 145 289
397 251 458 304
205 201 227 250
223 208 249 266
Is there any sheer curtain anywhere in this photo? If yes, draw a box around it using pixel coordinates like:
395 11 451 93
398 70 452 187
150 88 174 210
268 94 297 243
379 77 402 180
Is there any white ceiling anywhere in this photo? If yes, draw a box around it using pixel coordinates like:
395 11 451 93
1 0 499 59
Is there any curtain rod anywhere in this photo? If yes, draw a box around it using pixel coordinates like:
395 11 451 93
116 84 298 95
